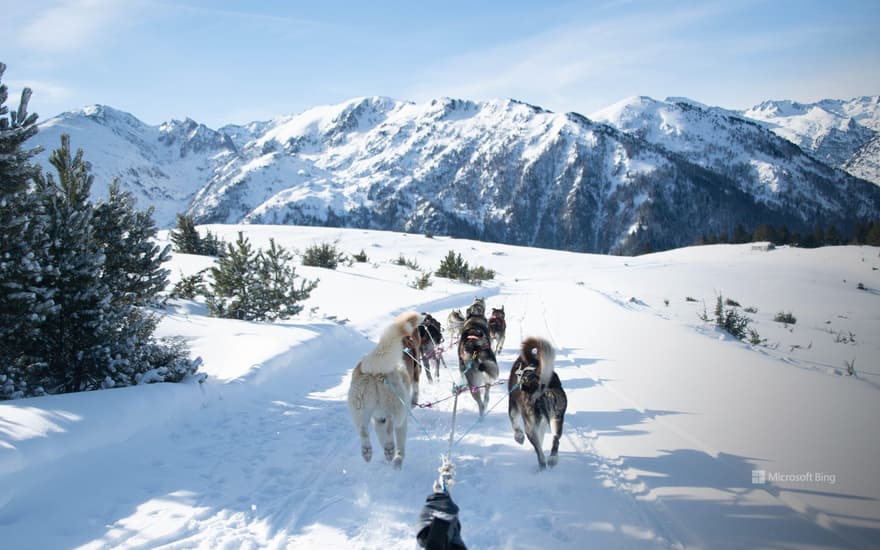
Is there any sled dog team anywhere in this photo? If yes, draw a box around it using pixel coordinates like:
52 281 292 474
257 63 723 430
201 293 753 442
347 299 567 470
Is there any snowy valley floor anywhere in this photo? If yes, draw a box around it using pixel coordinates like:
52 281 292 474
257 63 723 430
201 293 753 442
1 226 879 549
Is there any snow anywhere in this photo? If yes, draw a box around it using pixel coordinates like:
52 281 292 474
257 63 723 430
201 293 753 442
32 105 230 228
1 225 879 549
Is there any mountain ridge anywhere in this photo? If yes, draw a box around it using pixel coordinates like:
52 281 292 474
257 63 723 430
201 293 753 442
28 94 880 254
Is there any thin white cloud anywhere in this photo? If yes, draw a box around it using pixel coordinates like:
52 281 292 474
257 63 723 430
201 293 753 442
8 80 73 104
406 1 871 115
408 4 727 112
19 0 139 52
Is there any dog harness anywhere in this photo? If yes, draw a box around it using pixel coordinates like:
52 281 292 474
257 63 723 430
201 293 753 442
513 362 539 387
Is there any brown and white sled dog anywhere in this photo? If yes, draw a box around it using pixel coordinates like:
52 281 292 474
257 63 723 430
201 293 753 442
458 315 499 416
348 311 423 469
508 337 567 469
488 306 506 355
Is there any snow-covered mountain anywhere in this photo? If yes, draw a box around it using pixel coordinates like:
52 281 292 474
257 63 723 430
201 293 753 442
845 133 880 185
741 96 880 184
30 105 237 227
30 96 880 254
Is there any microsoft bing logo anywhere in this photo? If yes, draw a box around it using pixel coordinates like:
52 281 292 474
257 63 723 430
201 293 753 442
752 470 767 484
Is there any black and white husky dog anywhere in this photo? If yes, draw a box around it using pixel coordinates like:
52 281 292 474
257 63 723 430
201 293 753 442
508 337 567 469
458 314 498 416
418 313 444 382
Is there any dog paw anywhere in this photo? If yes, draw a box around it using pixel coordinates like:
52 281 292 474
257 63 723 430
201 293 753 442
384 446 395 462
392 455 403 470
361 447 372 462
548 455 558 468
514 430 524 444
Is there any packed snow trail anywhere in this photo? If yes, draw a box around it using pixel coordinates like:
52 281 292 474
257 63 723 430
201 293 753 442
0 292 679 549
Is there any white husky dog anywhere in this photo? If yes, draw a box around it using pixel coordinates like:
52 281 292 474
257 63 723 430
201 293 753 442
348 311 423 469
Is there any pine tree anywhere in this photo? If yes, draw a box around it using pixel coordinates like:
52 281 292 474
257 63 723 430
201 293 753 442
825 225 841 246
867 221 880 247
252 238 318 321
170 213 223 256
0 62 53 398
29 135 193 394
170 213 201 254
752 224 778 244
0 62 41 196
199 228 223 256
93 181 171 307
436 250 469 280
732 224 749 244
32 134 113 393
205 236 317 322
207 231 258 320
777 225 792 245
812 225 826 248
851 221 867 244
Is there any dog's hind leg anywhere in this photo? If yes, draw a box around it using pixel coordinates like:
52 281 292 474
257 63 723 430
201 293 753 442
548 412 564 467
469 383 487 417
353 412 373 462
525 419 548 470
411 382 420 408
481 385 491 417
392 418 408 470
373 416 396 463
509 398 525 444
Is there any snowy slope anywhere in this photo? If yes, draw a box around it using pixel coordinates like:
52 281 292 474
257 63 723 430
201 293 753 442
30 105 237 227
1 225 878 549
845 133 880 186
742 97 880 184
591 95 878 207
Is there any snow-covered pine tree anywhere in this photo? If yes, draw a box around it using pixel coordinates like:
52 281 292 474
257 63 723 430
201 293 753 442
252 238 317 321
207 231 258 320
32 134 114 393
0 62 40 196
93 180 171 307
170 213 223 256
32 135 196 393
199 228 223 256
0 62 54 399
91 180 195 387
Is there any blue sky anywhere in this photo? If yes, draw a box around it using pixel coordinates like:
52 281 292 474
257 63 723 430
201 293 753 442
4 0 880 128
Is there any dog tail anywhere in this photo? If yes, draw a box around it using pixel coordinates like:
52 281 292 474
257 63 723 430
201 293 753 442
520 337 556 383
360 311 423 374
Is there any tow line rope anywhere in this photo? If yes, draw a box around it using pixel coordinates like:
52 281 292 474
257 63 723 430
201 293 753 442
392 327 516 495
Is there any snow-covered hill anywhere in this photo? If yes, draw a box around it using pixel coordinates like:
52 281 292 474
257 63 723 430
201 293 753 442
1 225 878 549
742 96 880 184
29 96 880 254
